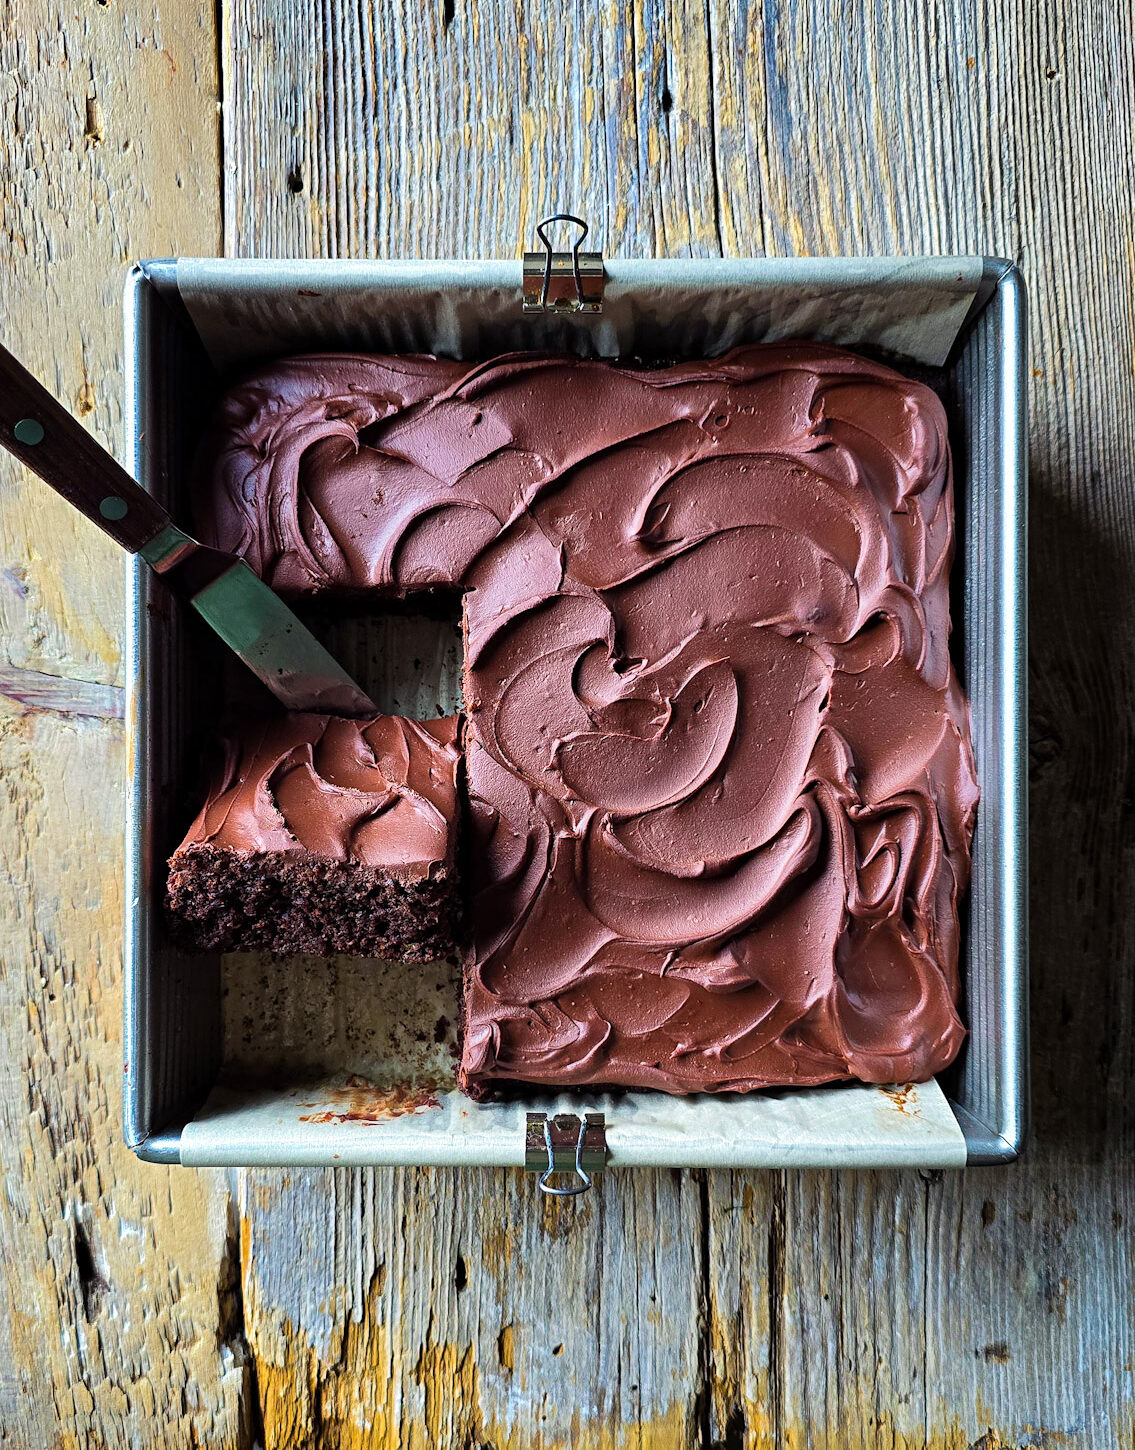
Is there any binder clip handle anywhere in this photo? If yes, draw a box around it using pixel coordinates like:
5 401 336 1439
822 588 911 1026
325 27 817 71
522 215 605 313
535 213 590 310
537 1113 592 1197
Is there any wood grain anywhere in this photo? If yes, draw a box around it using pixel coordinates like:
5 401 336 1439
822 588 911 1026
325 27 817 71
3 0 1134 1444
704 4 1135 1445
227 8 719 1446
239 1167 705 1448
225 0 1135 1446
0 337 174 555
0 4 245 1446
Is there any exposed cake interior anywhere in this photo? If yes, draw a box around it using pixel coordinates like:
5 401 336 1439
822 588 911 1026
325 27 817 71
181 344 979 1095
167 712 461 962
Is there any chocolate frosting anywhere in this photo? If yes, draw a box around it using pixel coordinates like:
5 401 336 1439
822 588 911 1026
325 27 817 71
201 345 979 1092
175 713 461 880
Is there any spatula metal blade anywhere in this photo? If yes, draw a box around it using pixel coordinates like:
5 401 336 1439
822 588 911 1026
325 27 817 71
191 559 376 717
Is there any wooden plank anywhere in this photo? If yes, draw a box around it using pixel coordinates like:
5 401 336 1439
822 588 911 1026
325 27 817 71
222 0 1135 1445
227 7 722 1445
703 1 1135 1445
239 1166 705 1448
223 0 722 260
0 4 242 1446
15 0 1135 1443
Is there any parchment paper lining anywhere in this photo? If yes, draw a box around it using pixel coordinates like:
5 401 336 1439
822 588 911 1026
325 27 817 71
176 256 983 369
168 255 978 1169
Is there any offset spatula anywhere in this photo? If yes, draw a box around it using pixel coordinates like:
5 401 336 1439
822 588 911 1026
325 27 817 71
0 340 376 717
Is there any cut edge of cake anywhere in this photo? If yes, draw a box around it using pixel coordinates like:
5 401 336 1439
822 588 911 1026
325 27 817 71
165 711 463 964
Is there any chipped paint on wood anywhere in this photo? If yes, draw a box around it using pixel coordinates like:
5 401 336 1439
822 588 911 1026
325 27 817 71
4 0 1135 1445
249 1298 699 1450
0 1 235 1445
227 2 1135 1446
238 1167 704 1448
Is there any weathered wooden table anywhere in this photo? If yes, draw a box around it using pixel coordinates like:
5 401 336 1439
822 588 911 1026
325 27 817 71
2 3 1132 1445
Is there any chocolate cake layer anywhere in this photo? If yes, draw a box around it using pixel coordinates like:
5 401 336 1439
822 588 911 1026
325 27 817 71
200 345 979 1093
167 712 461 961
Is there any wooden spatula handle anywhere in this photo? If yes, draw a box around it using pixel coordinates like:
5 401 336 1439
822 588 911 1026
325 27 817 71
0 338 172 553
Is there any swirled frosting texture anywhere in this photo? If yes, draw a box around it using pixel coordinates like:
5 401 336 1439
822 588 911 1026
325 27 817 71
177 713 461 880
201 345 978 1093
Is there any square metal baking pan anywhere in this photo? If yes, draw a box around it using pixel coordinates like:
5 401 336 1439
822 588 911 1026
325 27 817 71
123 254 1027 1170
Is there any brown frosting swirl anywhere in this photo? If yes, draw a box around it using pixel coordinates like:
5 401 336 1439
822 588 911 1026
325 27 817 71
201 345 978 1092
176 713 461 880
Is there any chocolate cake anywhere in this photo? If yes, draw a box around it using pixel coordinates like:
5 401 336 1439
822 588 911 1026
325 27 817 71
185 343 979 1095
167 712 461 961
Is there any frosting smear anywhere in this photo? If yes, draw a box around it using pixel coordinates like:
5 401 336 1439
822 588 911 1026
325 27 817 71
201 345 979 1094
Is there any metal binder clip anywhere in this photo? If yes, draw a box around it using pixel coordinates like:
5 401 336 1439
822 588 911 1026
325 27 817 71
522 214 605 313
525 1111 607 1196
